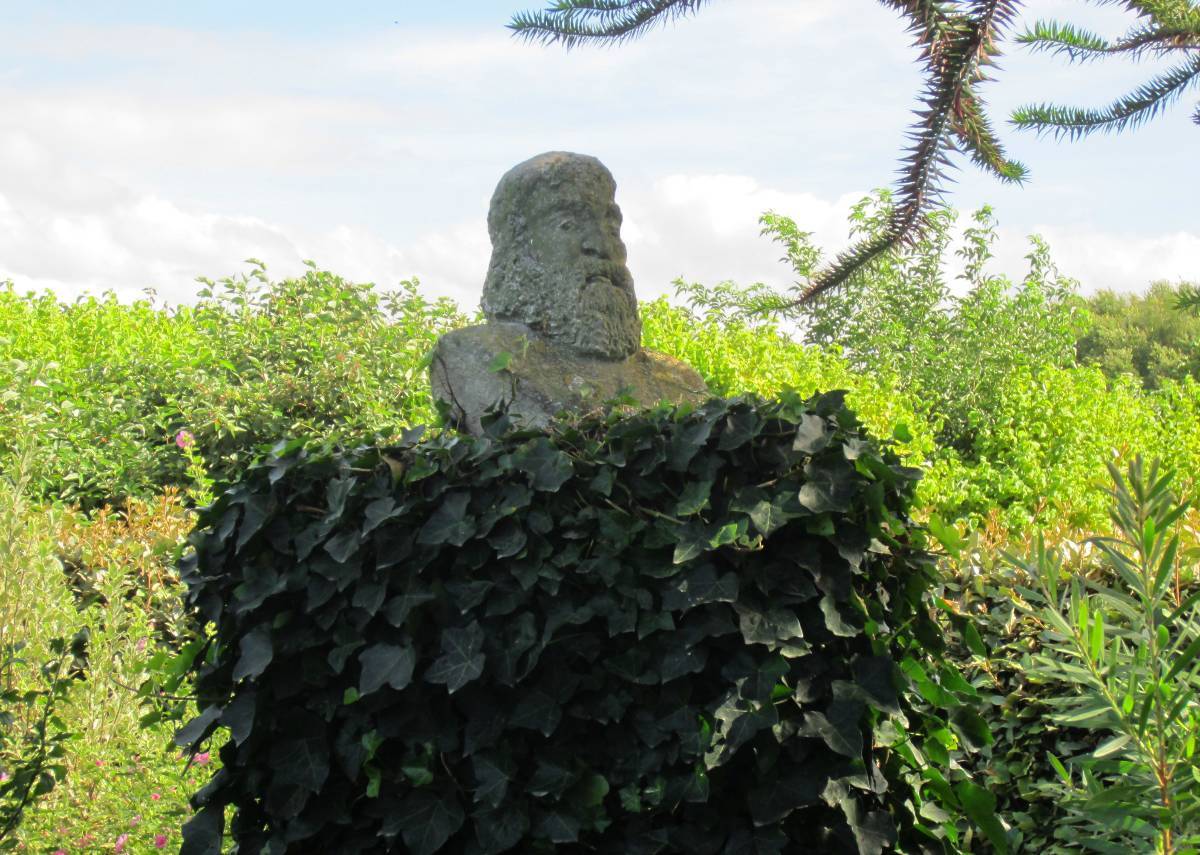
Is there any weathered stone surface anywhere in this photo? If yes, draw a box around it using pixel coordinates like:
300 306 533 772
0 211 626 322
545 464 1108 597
430 321 708 434
481 151 641 360
431 151 708 434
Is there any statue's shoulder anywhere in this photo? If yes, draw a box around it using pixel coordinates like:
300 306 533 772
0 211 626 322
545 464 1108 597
432 322 534 371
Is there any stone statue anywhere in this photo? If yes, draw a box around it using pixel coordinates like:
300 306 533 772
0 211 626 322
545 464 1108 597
430 152 708 434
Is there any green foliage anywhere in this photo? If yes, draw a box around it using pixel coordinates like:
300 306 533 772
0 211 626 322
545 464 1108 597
0 460 79 845
1076 281 1200 390
0 263 467 507
1013 3 1200 139
1177 282 1200 314
176 396 993 853
0 459 212 851
779 193 1088 453
0 638 79 848
1004 459 1200 851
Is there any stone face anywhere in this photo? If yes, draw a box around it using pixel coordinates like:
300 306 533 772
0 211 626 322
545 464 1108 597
481 152 640 361
431 152 708 434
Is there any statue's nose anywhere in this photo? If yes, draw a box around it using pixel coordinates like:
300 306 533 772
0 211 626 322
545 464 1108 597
580 231 610 259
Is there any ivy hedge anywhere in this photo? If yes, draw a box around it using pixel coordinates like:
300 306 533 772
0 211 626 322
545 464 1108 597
176 394 995 854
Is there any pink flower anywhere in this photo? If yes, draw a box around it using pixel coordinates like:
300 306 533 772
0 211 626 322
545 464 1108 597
115 833 129 852
150 792 161 801
193 751 211 766
53 850 66 855
175 430 195 450
129 814 141 827
154 835 168 849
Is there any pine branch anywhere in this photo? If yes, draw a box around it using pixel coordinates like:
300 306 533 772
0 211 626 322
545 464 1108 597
951 78 1030 182
1018 19 1199 61
509 0 711 47
795 0 1024 304
1012 54 1200 139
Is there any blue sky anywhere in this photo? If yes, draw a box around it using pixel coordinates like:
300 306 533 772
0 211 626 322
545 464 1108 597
1 1 1196 307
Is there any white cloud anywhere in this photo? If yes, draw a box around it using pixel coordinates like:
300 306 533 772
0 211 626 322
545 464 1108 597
1022 228 1200 294
0 3 1194 310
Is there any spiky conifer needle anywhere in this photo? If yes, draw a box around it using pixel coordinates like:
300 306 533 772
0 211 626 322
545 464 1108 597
796 0 1026 303
1013 54 1200 138
507 0 1197 305
1014 2 1200 140
509 0 712 47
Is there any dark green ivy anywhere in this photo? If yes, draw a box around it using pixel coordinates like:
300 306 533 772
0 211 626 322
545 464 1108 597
175 393 998 854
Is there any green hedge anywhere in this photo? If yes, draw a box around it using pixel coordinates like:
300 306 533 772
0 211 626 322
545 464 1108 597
176 395 994 854
0 267 466 506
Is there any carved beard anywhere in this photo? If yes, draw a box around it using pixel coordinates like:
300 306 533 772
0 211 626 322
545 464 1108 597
568 270 641 360
482 252 641 360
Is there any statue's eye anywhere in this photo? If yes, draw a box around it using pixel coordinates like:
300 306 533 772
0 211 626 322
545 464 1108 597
559 220 574 231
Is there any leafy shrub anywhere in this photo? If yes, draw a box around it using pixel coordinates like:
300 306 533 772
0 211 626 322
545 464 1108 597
0 264 467 507
0 637 80 848
772 195 1089 454
176 395 994 853
1004 459 1200 851
54 488 197 647
936 461 1200 853
0 458 210 851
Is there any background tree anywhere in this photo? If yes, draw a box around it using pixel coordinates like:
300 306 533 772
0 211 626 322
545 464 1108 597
1076 281 1200 389
510 0 1200 302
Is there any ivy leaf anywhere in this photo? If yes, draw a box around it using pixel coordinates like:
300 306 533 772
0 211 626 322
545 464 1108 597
734 603 805 646
232 627 272 682
792 413 832 454
426 622 486 693
235 494 271 552
383 589 436 627
529 755 580 798
509 686 561 736
358 643 416 696
473 806 529 853
663 564 739 611
749 768 823 825
417 492 475 546
488 351 513 373
820 594 861 637
740 654 789 702
488 519 528 558
798 460 856 514
219 690 257 746
800 699 864 758
746 495 797 537
269 732 330 795
852 655 900 715
534 810 581 844
718 407 759 450
513 438 573 492
672 522 707 564
674 479 713 516
179 803 223 855
323 529 361 563
392 791 465 855
174 704 221 751
472 751 516 808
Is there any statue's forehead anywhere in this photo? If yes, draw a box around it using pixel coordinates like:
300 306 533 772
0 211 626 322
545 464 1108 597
524 191 621 221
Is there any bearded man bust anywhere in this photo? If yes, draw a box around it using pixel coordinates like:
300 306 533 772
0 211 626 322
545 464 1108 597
429 151 708 435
